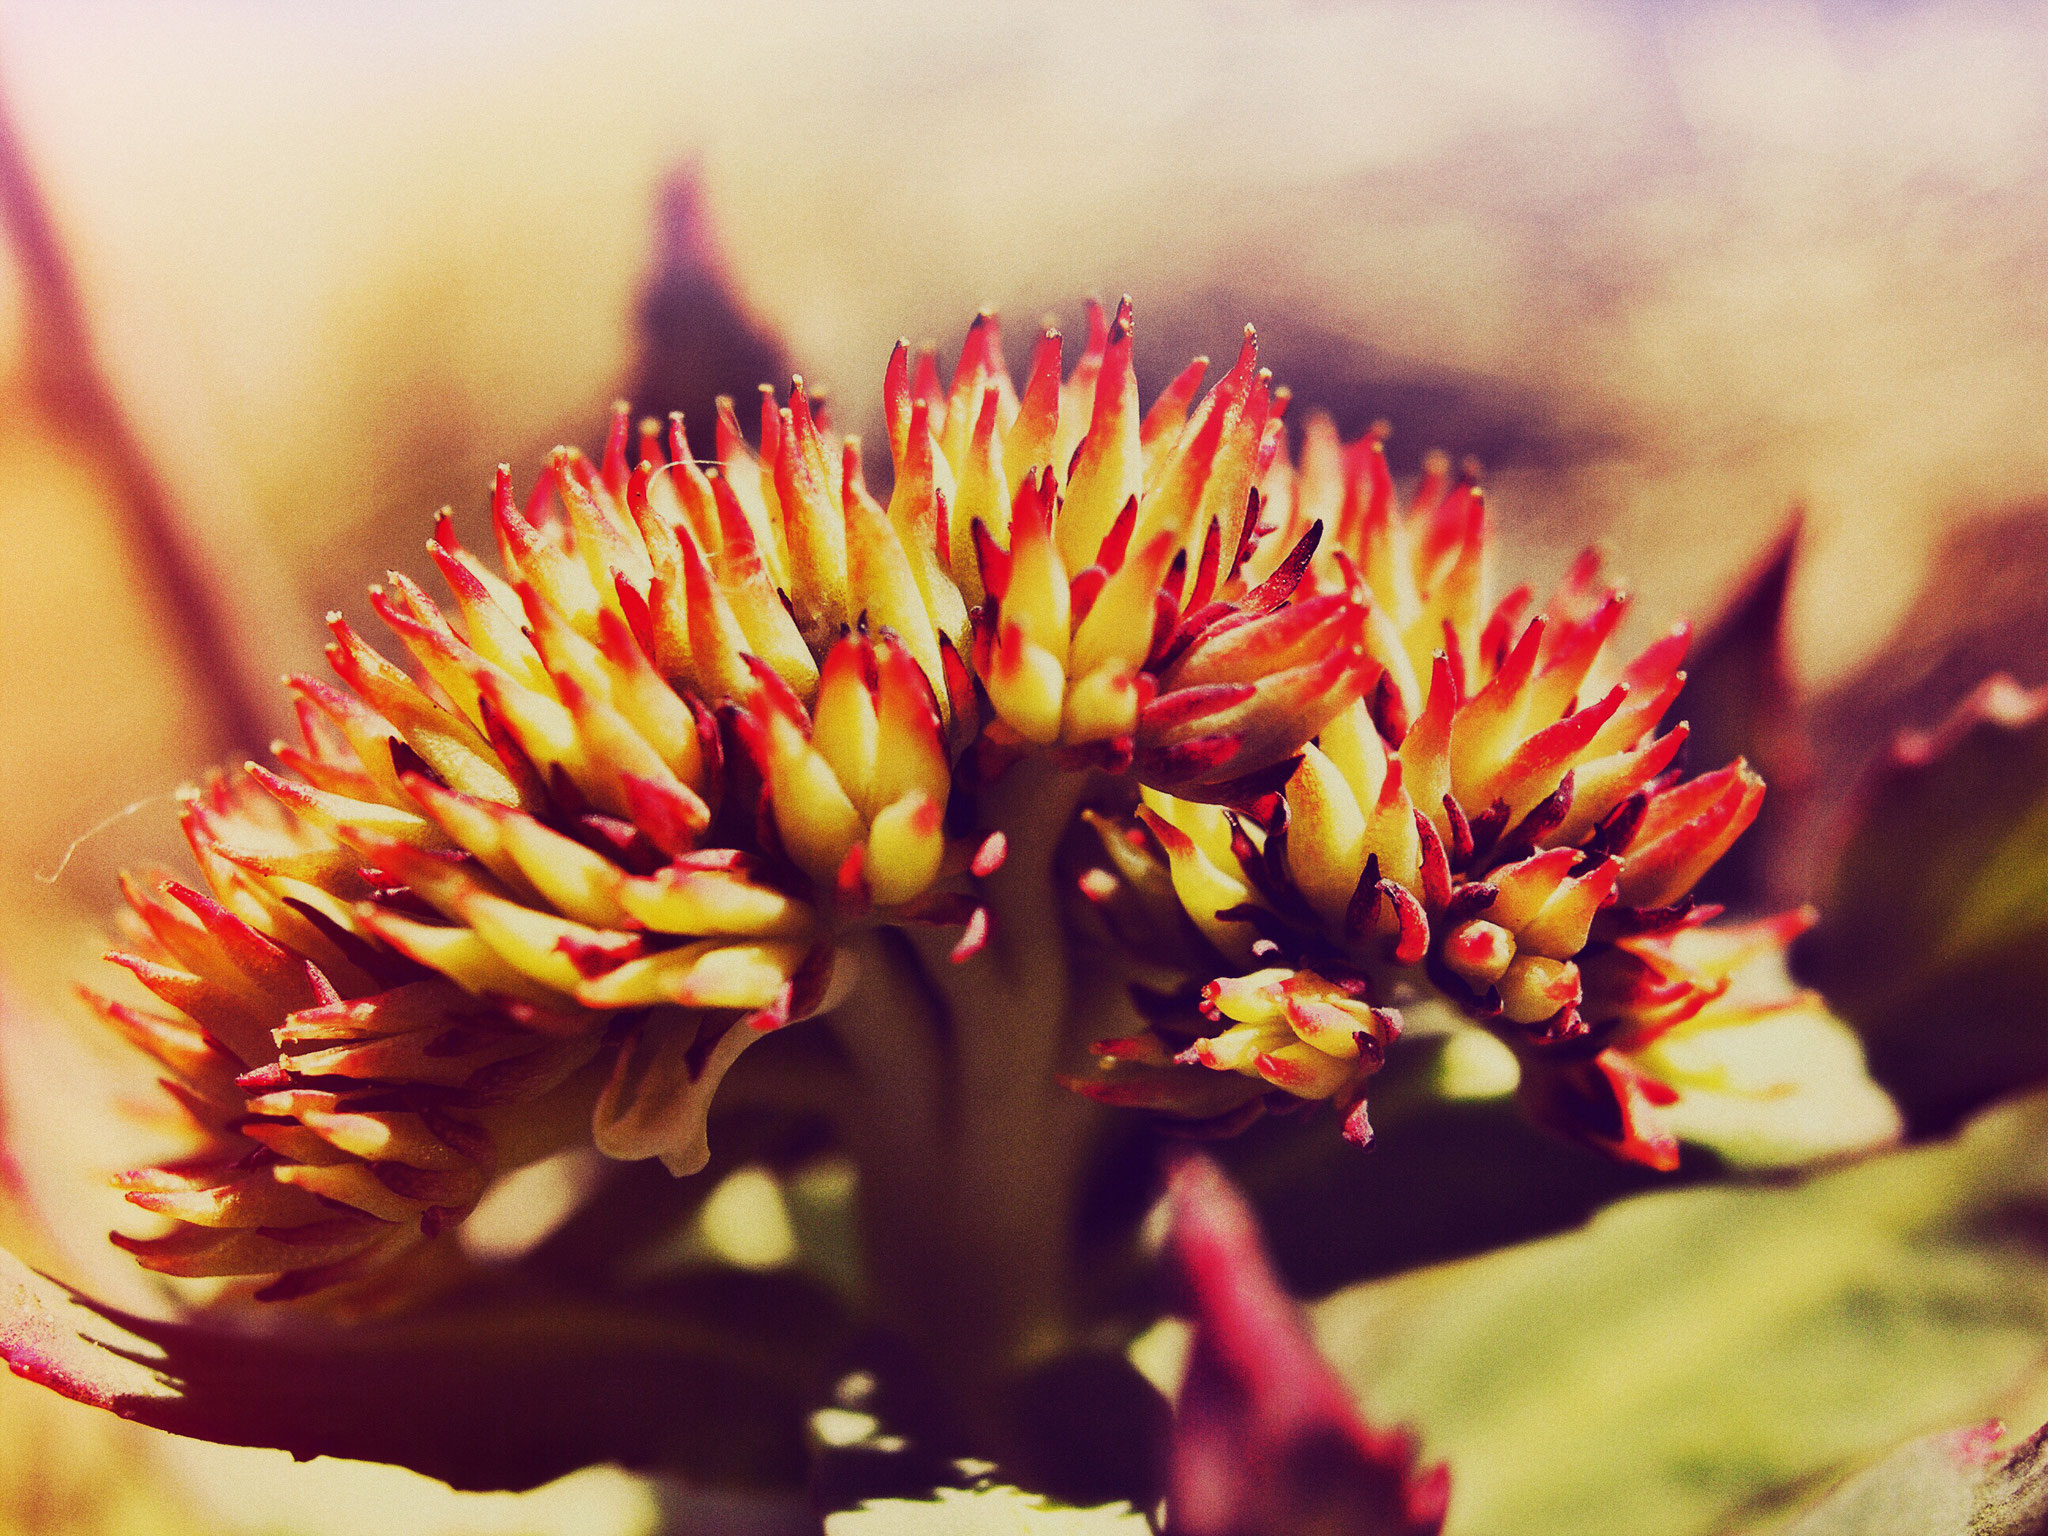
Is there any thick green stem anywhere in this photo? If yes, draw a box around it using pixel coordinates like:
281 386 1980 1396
828 758 1106 1437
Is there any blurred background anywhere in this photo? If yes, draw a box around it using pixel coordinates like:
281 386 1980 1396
1 1 2046 1532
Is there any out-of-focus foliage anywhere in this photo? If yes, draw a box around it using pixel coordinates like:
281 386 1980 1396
1312 1088 2048 1536
1802 680 2048 1136
1164 1154 1446 1536
1772 1420 2048 1536
1678 518 1808 911
1217 1043 1684 1298
0 1242 849 1493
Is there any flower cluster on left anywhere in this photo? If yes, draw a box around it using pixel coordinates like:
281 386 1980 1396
84 405 994 1303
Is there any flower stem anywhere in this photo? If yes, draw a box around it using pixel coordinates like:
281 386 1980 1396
831 757 1106 1439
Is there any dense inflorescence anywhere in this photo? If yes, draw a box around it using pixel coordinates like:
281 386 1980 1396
85 298 1843 1302
1062 432 1778 1169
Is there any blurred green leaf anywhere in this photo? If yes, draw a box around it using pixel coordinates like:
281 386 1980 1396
1800 677 2048 1135
1768 1420 2048 1536
1311 1089 2048 1536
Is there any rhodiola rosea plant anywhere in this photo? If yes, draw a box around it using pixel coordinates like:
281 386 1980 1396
7 285 2048 1535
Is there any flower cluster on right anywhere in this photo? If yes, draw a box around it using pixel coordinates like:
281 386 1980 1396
1067 412 1897 1172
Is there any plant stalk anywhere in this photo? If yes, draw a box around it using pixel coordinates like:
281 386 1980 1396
830 758 1106 1442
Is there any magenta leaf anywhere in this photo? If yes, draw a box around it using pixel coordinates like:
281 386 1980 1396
0 1243 836 1492
1162 1151 1448 1536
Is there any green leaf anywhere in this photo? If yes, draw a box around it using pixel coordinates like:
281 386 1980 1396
1801 676 2048 1135
0 1247 848 1492
1310 1089 2048 1536
1769 1421 2048 1536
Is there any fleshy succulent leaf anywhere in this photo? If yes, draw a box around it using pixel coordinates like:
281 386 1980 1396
1768 1420 2048 1536
1162 1151 1447 1536
0 1244 834 1492
1314 1088 2048 1536
1680 513 1808 908
1800 676 2048 1135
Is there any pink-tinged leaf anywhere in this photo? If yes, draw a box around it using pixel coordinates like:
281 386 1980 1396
1800 675 2048 1136
1513 1049 1681 1173
629 165 788 458
1162 1152 1448 1536
1684 512 1810 907
0 1243 828 1492
1769 1418 2048 1536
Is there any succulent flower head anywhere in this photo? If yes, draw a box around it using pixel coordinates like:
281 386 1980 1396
80 297 1886 1307
79 299 1372 1299
1062 401 1863 1167
964 303 1375 796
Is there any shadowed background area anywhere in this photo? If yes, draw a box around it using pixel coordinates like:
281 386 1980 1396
1 1 2045 1532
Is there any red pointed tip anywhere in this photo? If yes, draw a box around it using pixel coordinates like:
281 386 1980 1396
600 401 631 497
970 830 1008 878
949 905 990 963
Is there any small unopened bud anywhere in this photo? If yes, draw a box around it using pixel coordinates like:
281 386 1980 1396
1445 919 1516 988
1498 955 1582 1025
1202 967 1298 1027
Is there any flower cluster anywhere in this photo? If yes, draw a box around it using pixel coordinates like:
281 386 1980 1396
85 297 1840 1304
1063 413 1825 1170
